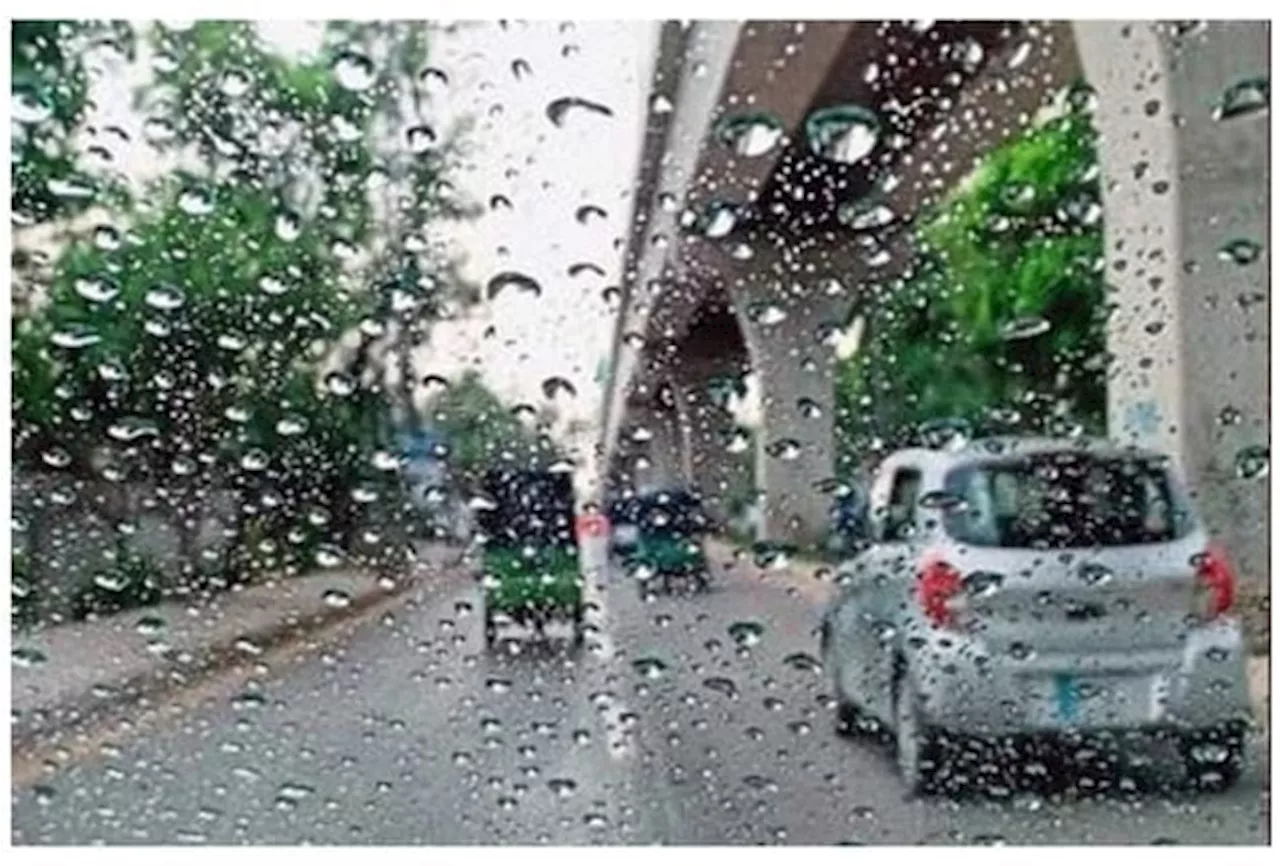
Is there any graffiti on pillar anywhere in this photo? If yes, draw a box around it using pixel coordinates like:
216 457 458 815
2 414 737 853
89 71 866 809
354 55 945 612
1122 399 1162 440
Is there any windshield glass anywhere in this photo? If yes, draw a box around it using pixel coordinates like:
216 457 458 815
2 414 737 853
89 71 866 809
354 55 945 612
9 18 1268 849
942 453 1193 548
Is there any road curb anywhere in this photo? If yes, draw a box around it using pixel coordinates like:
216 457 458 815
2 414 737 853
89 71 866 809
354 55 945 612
11 572 418 755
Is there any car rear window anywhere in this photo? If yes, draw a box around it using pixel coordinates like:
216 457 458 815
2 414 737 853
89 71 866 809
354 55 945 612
941 452 1194 548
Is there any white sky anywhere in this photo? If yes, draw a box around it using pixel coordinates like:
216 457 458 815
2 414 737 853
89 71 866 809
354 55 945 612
56 19 658 481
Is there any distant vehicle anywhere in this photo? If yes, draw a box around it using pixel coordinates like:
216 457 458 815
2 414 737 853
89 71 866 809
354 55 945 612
820 437 1252 795
606 495 642 556
474 468 583 647
620 488 712 595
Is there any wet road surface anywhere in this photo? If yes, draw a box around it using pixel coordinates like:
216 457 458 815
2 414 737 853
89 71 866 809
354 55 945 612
11 540 1270 844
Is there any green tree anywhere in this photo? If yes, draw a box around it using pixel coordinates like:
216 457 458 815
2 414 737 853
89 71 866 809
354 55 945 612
13 21 475 598
424 370 565 495
11 20 135 225
836 97 1106 463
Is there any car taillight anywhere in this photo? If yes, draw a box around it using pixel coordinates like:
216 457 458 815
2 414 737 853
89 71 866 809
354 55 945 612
918 555 963 628
1194 544 1236 621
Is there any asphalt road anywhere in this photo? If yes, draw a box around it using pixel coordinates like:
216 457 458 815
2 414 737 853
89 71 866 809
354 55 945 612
11 540 1271 844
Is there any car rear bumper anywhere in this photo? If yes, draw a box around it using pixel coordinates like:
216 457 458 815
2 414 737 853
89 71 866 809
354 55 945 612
912 618 1253 737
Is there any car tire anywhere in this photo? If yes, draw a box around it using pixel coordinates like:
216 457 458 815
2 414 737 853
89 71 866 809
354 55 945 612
835 700 878 738
1181 724 1246 792
893 673 939 796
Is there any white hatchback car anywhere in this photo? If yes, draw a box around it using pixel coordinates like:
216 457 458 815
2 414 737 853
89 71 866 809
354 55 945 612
820 437 1252 795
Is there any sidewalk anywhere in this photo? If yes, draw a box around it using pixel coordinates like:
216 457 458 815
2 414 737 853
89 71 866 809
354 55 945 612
706 537 1271 730
11 544 459 747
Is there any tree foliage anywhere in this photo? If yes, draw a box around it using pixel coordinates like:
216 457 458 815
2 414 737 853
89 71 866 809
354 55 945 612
12 21 477 595
424 370 565 495
836 99 1107 466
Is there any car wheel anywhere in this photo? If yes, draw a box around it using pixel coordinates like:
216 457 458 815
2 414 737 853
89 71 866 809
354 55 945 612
1181 725 1246 792
835 700 878 738
893 673 938 796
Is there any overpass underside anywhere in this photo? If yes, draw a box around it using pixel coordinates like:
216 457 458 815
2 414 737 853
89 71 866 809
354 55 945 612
600 21 1269 591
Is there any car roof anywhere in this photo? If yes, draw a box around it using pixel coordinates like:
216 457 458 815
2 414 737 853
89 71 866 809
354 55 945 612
885 437 1172 472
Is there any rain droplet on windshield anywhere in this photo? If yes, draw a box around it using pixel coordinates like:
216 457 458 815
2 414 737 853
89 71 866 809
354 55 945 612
486 271 542 300
541 376 576 400
546 96 613 127
1234 444 1269 479
1213 76 1269 121
715 112 785 158
1217 238 1262 265
805 104 880 165
576 204 607 224
333 51 376 91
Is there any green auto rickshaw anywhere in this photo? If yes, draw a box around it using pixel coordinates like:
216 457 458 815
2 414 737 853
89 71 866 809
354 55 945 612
623 488 712 595
476 468 584 647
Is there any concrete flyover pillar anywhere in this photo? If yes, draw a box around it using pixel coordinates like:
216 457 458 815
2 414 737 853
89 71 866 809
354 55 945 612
1075 21 1269 590
668 356 751 525
625 395 688 494
734 276 840 547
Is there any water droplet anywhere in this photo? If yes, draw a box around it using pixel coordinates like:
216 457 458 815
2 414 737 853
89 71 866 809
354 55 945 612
568 261 606 279
419 66 449 91
748 303 788 325
542 376 576 400
219 68 251 97
728 620 765 647
548 778 577 798
546 96 613 127
1217 239 1261 265
276 416 308 437
918 490 965 511
274 210 302 242
40 446 72 468
486 271 541 300
1077 561 1114 587
765 439 801 461
782 652 823 674
1234 445 1269 479
715 112 785 157
316 545 345 569
51 325 101 349
107 417 159 442
333 52 375 91
701 201 738 238
144 284 185 311
178 189 214 216
576 204 607 224
1217 406 1243 426
325 372 356 397
805 104 880 165
12 90 54 124
703 676 739 700
322 588 352 608
1000 316 1051 341
135 614 165 636
13 646 48 668
632 657 668 679
486 676 512 694
650 93 674 114
1213 76 1269 121
838 200 895 231
240 449 269 471
511 58 533 80
406 125 436 154
73 276 119 303
93 224 122 251
1007 41 1033 70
